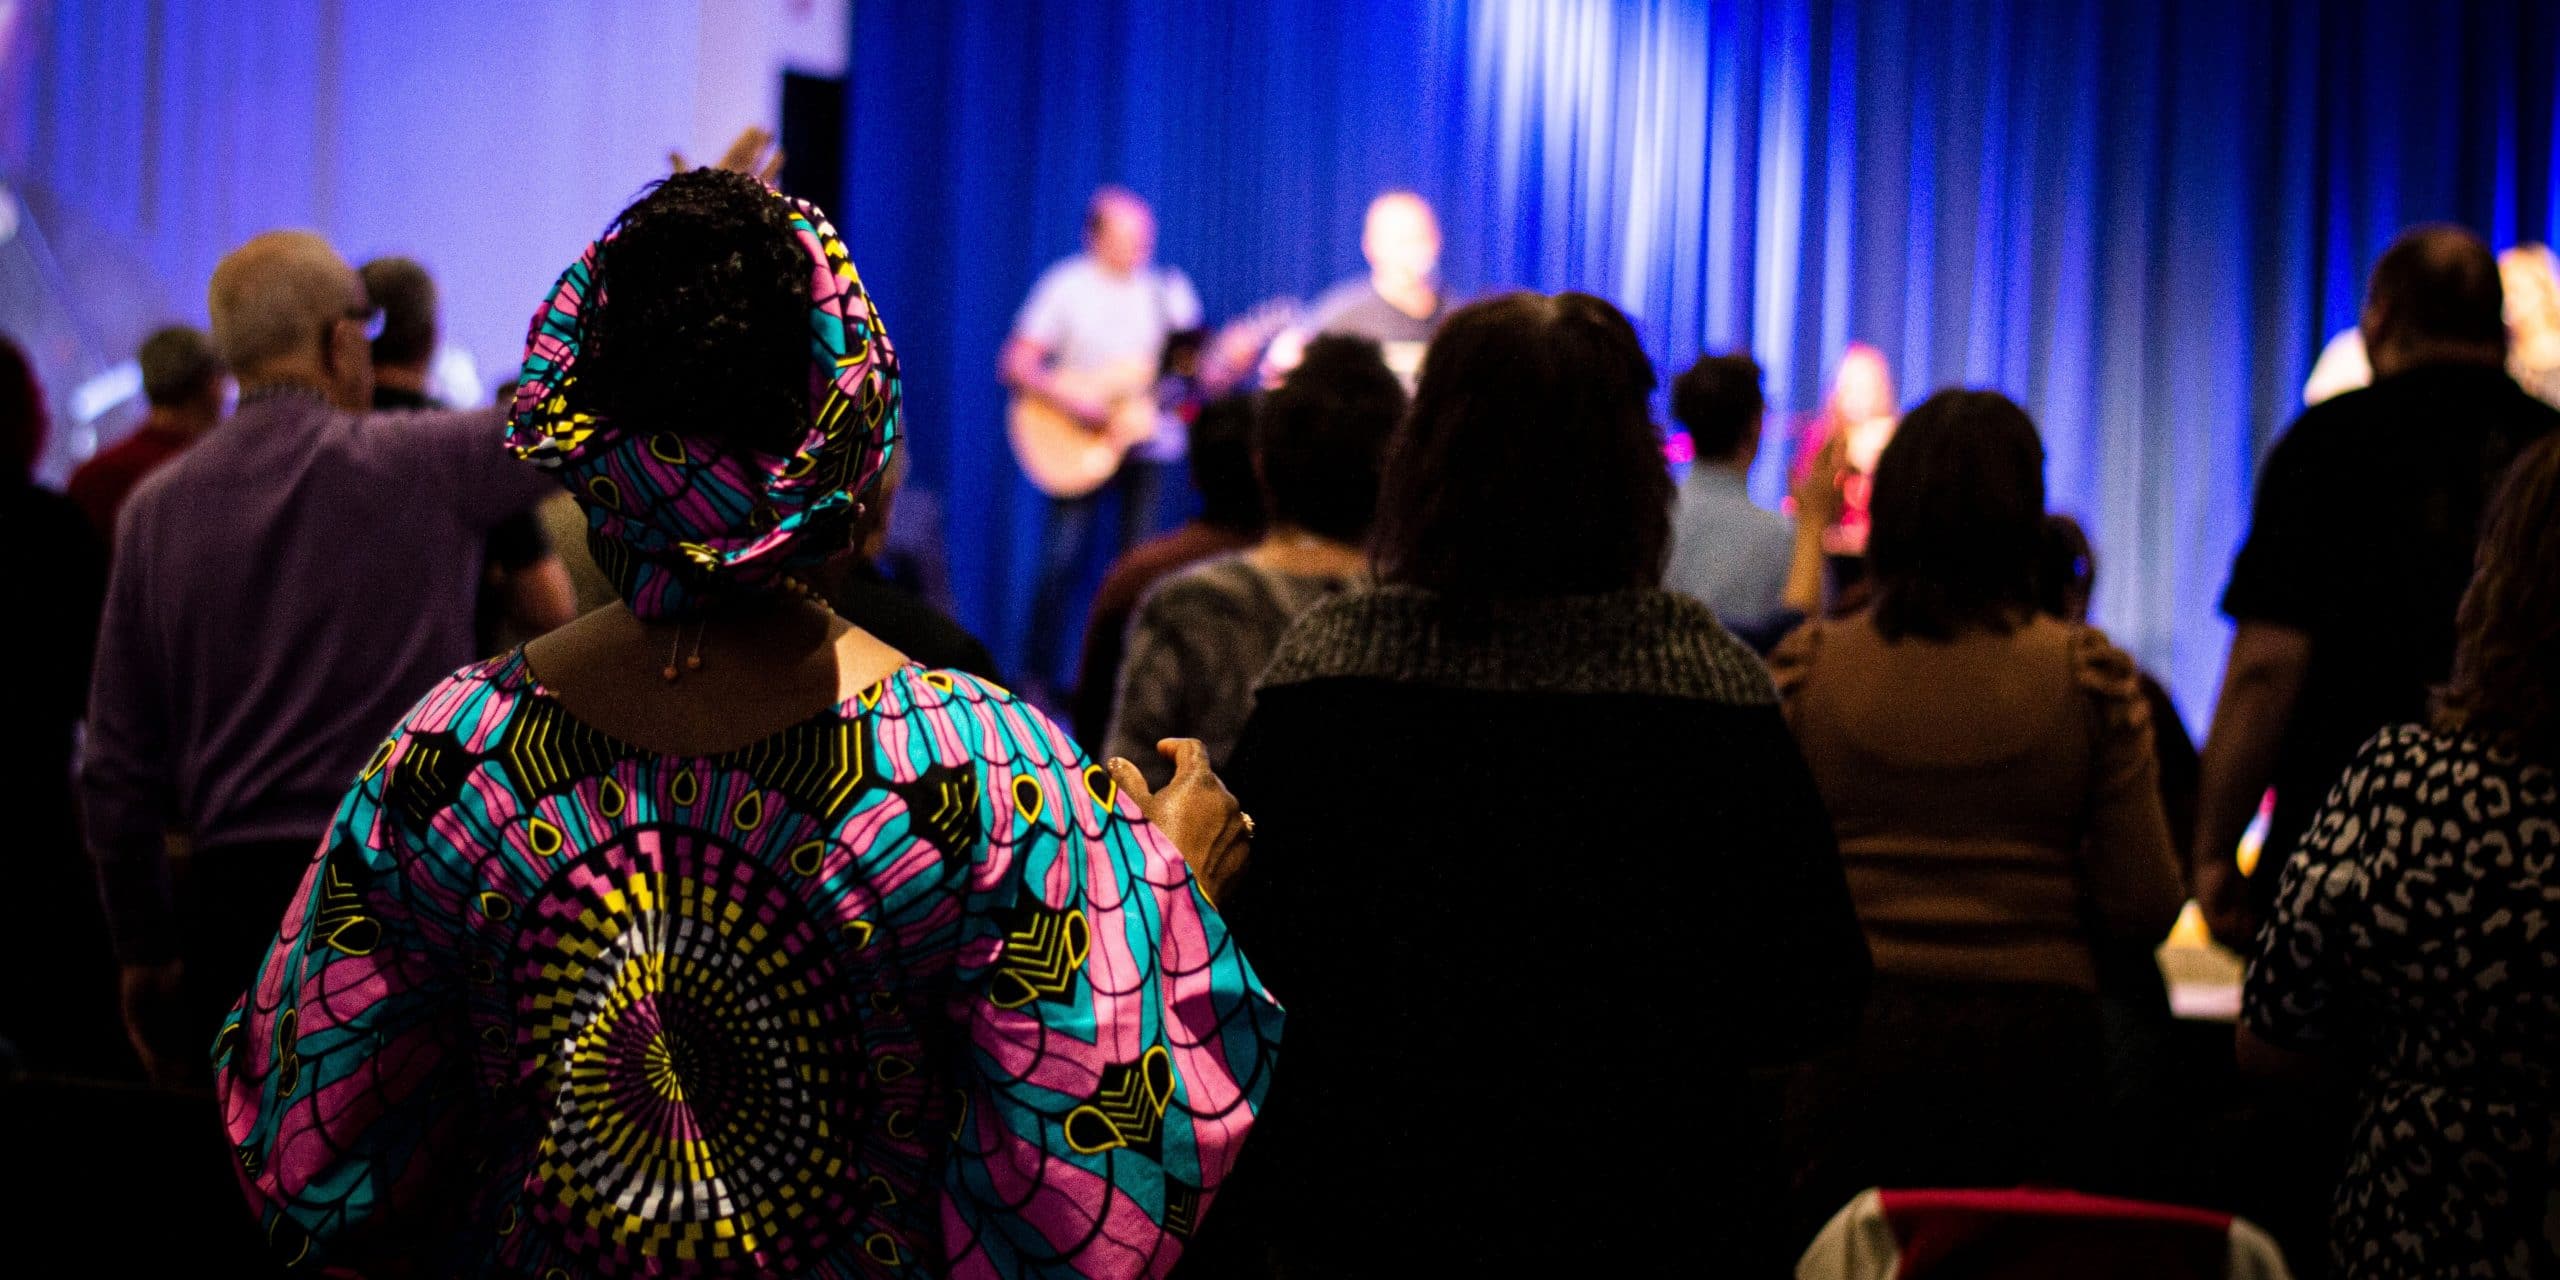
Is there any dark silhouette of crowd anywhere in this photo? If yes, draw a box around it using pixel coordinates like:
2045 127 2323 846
3 132 2554 1280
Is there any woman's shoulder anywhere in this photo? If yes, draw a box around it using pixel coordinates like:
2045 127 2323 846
876 663 1093 767
392 649 540 739
2340 722 2556 804
2010 619 2175 748
1258 585 1775 706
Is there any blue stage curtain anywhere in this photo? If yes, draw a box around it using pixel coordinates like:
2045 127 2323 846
860 0 2560 725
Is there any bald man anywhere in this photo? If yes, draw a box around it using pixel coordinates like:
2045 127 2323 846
2195 224 2560 946
83 230 554 1082
1304 191 1448 388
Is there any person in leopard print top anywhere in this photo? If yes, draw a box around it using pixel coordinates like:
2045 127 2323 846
2243 433 2560 1279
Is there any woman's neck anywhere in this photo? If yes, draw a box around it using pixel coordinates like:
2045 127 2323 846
1247 525 1369 578
520 594 910 756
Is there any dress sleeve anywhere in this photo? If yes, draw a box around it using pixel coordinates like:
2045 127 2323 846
2071 626 2189 943
2243 728 2400 1052
213 715 473 1271
931 680 1282 1278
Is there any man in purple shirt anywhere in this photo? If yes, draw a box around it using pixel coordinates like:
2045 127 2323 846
82 230 553 1081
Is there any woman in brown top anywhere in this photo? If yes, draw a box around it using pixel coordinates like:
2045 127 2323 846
1772 389 2186 1219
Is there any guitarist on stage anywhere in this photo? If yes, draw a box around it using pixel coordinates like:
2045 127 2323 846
1001 186 1248 697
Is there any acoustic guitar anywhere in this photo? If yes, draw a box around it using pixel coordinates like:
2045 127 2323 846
1009 301 1297 500
1009 357 1169 500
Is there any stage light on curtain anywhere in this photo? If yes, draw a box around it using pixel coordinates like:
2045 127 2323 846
854 0 2560 726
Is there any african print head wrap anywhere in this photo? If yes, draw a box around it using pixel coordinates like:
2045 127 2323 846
504 188 899 620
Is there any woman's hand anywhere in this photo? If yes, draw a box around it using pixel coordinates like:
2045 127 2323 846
1791 427 1849 532
670 126 786 185
1108 739 1252 905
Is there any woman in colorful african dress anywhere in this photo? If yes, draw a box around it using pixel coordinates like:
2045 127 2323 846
2243 433 2560 1279
211 169 1280 1278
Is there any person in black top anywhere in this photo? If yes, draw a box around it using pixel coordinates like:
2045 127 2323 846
1296 191 1447 391
820 449 1002 683
1197 292 1869 1276
0 335 118 1077
2195 226 2560 949
362 256 575 649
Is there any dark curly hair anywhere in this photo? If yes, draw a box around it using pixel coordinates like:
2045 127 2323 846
1255 333 1405 543
1371 291 1669 596
582 168 811 457
1867 389 2047 642
2437 433 2560 761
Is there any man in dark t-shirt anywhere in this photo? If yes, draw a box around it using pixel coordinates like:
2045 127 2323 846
2196 225 2560 944
820 450 1002 683
1301 191 1447 390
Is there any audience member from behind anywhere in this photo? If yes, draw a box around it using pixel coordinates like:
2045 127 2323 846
0 335 114 1074
2034 512 2201 1195
2196 225 2559 945
1207 292 1869 1274
2243 433 2560 1278
80 230 559 1084
364 255 575 647
1664 352 1798 649
2303 241 2560 409
1072 392 1262 750
67 325 227 548
1105 334 1400 785
818 447 1001 680
211 171 1277 1274
1769 391 2184 1216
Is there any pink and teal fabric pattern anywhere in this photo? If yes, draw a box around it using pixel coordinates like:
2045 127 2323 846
213 656 1281 1276
503 189 899 620
211 190 1280 1276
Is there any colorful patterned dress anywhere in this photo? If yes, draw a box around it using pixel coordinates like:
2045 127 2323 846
214 652 1281 1277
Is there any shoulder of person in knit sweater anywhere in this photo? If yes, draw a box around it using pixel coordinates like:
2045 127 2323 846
1256 584 1775 705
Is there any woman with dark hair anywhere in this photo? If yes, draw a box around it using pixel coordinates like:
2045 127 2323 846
1102 333 1401 786
2243 434 2560 1278
1207 292 1870 1273
212 171 1279 1276
0 335 116 1075
1771 389 2185 1214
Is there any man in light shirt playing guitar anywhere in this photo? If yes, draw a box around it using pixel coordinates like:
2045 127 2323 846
1001 186 1266 697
